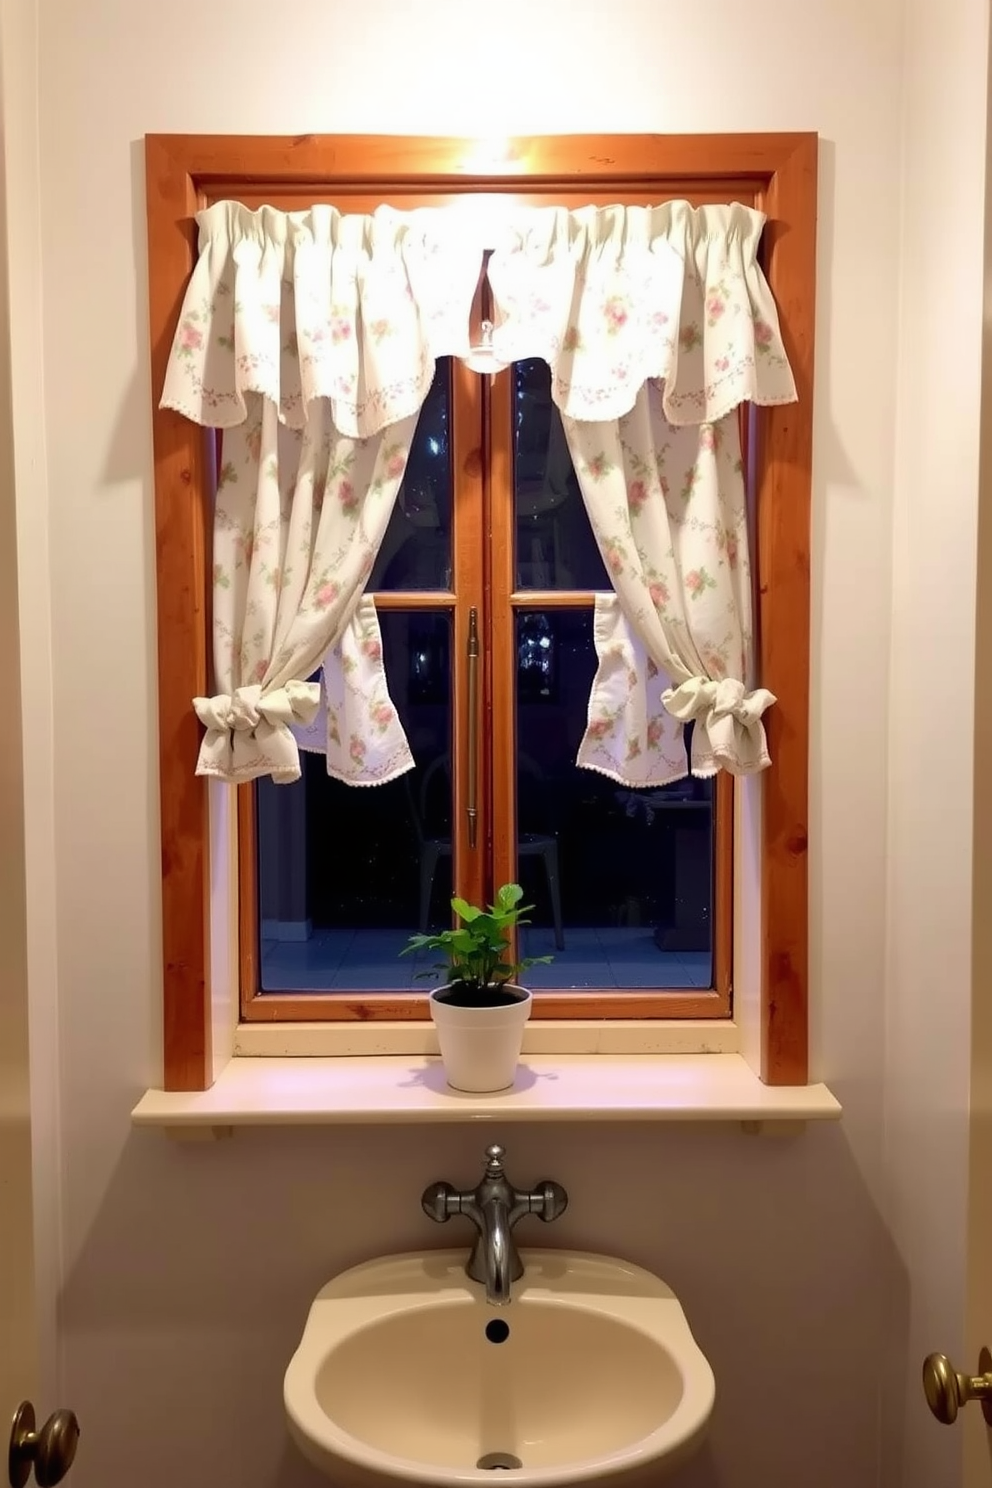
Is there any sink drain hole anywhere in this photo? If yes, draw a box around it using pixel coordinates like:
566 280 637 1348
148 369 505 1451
485 1320 510 1344
478 1453 522 1471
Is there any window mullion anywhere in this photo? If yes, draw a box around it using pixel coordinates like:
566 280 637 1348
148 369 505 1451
450 359 487 915
487 366 517 919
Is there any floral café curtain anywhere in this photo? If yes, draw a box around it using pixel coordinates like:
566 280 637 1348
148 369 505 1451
486 202 797 786
160 199 796 791
160 201 482 785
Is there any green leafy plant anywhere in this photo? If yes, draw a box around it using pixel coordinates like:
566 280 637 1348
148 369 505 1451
401 883 553 1005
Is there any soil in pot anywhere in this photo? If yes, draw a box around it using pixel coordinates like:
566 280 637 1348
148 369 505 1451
433 985 526 1009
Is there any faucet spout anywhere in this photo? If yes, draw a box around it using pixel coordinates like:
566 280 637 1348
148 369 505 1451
480 1198 513 1307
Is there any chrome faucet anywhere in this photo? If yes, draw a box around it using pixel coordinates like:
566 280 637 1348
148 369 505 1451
421 1143 568 1306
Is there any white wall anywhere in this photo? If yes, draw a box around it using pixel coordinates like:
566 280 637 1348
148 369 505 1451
883 5 991 1486
8 0 973 1484
1 0 62 1425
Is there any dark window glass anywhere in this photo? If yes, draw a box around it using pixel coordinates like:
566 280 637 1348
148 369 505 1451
368 359 452 591
514 609 714 990
256 611 453 991
513 359 608 591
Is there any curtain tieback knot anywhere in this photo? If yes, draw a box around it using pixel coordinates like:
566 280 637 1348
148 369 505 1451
662 676 775 725
193 680 321 734
661 676 776 777
191 680 322 785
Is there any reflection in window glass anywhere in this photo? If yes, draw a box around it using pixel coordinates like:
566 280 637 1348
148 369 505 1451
514 359 608 590
255 611 453 991
369 360 452 591
514 610 714 991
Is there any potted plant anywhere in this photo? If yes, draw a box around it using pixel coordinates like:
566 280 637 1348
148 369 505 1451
402 884 552 1093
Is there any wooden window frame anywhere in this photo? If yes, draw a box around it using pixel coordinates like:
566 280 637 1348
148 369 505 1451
146 132 816 1092
236 362 734 1029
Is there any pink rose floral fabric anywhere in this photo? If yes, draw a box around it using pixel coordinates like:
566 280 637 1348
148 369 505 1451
161 201 483 437
291 597 415 786
480 199 794 786
485 202 795 423
162 198 795 787
164 202 484 785
193 396 419 783
577 596 687 785
564 398 775 782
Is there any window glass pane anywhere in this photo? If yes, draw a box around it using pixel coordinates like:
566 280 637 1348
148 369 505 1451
368 359 452 591
256 611 453 991
514 609 714 990
514 359 608 590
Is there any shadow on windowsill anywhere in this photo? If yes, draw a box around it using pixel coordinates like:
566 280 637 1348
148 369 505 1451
396 1062 558 1096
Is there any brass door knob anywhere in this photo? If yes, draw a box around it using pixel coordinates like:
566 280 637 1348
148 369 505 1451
8 1402 79 1487
923 1348 992 1426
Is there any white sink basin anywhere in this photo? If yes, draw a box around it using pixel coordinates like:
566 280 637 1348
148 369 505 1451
284 1250 714 1486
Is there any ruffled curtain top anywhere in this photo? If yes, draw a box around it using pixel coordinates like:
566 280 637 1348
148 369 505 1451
159 201 485 437
160 200 796 437
486 201 796 423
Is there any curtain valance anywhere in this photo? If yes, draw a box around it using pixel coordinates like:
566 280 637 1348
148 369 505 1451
160 200 795 437
160 201 485 438
487 201 796 423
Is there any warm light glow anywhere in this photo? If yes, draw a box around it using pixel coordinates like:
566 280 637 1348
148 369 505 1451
464 319 508 377
460 137 521 175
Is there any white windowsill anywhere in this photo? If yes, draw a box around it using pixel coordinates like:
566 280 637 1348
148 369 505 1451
131 1052 841 1132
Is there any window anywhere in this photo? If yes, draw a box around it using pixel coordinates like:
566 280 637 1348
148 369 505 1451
243 355 732 1022
146 133 815 1090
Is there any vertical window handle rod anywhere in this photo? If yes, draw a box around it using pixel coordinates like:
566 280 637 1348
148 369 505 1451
467 607 479 849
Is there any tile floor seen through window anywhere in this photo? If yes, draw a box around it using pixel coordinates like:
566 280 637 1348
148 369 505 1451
259 926 711 993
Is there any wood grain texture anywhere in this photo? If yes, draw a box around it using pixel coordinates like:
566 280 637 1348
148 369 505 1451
203 185 761 212
146 137 212 1091
510 590 596 609
148 132 815 1085
243 993 435 1023
144 131 809 186
488 362 516 910
713 772 734 1001
372 591 456 609
241 989 728 1022
451 361 486 912
238 784 259 1020
755 135 817 1084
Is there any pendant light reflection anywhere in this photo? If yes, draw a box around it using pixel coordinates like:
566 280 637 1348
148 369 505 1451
464 319 507 378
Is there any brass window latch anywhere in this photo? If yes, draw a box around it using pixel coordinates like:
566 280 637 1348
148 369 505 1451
466 606 480 850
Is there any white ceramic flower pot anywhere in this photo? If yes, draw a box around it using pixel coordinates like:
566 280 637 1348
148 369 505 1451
429 984 533 1093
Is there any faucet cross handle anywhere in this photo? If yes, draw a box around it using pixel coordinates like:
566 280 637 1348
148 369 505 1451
421 1181 461 1223
524 1179 568 1223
